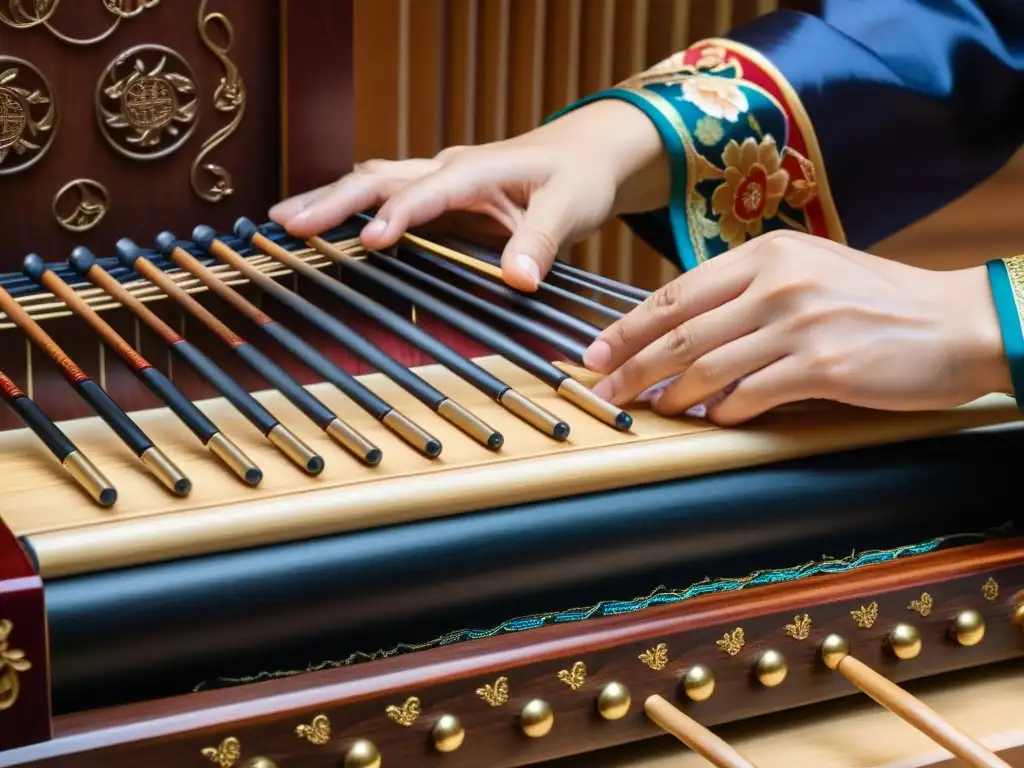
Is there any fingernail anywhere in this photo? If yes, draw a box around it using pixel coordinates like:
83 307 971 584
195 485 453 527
363 218 387 238
583 339 612 372
514 253 540 284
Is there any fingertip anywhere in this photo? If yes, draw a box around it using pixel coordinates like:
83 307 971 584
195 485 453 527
583 339 613 372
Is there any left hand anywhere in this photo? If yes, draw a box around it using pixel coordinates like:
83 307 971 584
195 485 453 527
583 231 1011 425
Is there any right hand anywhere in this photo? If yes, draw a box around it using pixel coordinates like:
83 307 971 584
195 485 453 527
269 100 670 291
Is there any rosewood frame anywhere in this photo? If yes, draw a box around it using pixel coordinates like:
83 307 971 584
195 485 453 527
1 538 1022 766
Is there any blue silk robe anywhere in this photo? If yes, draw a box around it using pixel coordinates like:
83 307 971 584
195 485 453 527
553 0 1024 399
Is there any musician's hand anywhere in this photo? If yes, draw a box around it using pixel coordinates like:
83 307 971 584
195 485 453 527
584 232 1011 424
269 100 669 291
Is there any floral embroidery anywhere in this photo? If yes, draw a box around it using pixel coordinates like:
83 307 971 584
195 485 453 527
712 136 789 248
780 147 818 208
694 115 724 146
680 76 749 122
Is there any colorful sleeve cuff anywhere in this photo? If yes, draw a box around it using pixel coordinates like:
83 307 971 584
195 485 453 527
986 256 1024 409
546 40 846 273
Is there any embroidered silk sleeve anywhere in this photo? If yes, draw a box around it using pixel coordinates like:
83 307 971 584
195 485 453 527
547 1 1024 273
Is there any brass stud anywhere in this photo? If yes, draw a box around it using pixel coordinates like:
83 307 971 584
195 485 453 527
755 649 788 687
888 622 922 660
682 664 715 702
1014 602 1024 627
597 682 631 720
520 698 554 738
246 760 278 768
431 714 465 753
344 739 382 768
951 610 986 647
821 633 850 670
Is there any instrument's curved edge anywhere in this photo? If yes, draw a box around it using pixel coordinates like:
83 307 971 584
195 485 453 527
2 538 1023 767
22 392 1023 579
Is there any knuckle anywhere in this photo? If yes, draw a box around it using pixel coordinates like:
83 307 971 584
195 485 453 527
665 323 696 361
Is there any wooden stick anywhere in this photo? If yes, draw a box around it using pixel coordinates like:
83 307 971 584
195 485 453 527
644 695 758 768
834 655 1012 768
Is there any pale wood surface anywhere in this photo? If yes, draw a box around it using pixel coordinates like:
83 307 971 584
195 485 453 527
548 660 1024 767
1 356 1019 579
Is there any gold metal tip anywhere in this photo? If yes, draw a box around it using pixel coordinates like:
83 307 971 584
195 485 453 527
437 399 503 450
140 447 191 496
382 409 443 458
207 432 263 486
951 610 986 647
267 424 324 475
498 389 570 441
326 418 382 465
597 682 631 721
62 450 117 507
755 649 788 688
343 739 381 768
557 377 632 431
431 714 466 753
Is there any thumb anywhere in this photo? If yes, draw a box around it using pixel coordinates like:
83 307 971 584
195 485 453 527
500 182 575 292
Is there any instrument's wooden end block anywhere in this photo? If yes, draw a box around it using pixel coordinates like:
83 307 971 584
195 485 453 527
0 517 49 751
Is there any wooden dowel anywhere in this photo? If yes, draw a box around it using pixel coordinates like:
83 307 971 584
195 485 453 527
644 695 758 768
835 654 1011 768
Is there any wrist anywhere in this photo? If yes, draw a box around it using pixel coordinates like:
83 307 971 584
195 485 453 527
947 265 1012 399
530 99 670 214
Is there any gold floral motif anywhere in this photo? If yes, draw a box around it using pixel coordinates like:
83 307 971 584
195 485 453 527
201 736 241 767
851 602 879 629
982 577 999 601
619 45 740 89
0 1 158 46
52 178 109 232
711 135 789 249
0 619 32 712
908 593 933 617
557 661 587 691
0 57 56 175
784 614 812 641
638 643 668 671
694 115 724 146
476 676 509 707
780 147 818 208
295 714 331 745
95 44 200 161
716 627 745 656
385 696 421 727
191 0 244 203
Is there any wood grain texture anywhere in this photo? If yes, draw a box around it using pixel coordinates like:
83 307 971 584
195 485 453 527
0 517 49 752
2 538 1023 765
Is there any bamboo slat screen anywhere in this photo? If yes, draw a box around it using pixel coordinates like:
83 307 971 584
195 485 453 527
350 0 1023 289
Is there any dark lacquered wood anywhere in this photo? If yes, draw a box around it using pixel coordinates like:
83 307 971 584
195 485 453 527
3 538 1023 767
0 518 49 752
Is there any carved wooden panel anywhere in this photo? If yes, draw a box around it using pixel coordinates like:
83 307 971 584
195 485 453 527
0 0 280 266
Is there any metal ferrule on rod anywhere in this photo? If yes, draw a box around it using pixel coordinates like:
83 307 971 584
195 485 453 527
139 447 192 496
206 432 263 486
382 410 442 458
62 450 117 507
556 377 633 431
325 418 382 466
267 424 325 475
497 390 570 441
437 399 504 450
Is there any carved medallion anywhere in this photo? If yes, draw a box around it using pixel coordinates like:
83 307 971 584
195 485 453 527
95 45 199 161
0 57 56 176
53 179 110 232
0 0 59 29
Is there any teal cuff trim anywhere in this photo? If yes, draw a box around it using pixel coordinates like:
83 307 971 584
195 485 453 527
985 258 1024 411
546 90 692 270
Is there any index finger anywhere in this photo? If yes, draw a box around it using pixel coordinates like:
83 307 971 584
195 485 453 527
582 251 754 374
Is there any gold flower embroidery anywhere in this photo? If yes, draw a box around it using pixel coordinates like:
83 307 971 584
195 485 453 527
680 75 749 122
711 135 789 248
780 147 818 208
